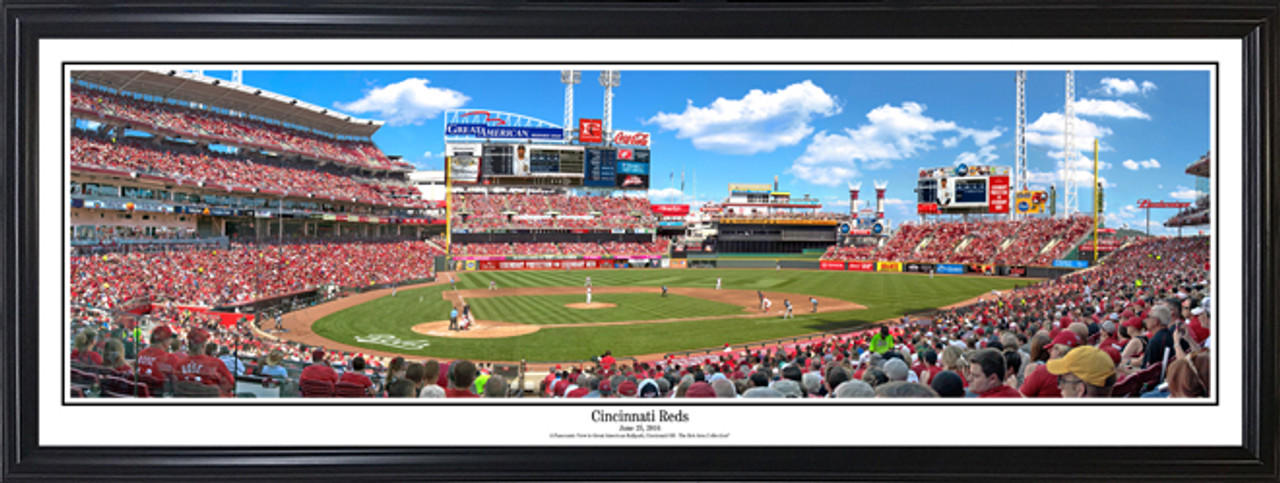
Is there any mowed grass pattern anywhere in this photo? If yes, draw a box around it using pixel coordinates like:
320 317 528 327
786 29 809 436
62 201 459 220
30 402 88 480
466 293 746 325
312 269 1030 361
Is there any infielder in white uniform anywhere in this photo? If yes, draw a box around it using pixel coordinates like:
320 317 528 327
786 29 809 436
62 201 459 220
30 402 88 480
586 286 593 305
762 298 772 313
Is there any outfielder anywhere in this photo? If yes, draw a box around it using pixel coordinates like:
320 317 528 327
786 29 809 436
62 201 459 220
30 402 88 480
489 280 497 291
661 285 669 297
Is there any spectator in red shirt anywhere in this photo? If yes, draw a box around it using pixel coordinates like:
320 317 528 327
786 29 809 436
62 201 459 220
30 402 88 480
300 349 339 386
339 356 375 396
446 360 480 398
600 350 616 371
72 328 103 366
136 326 177 379
1020 331 1079 398
175 336 235 396
968 348 1022 398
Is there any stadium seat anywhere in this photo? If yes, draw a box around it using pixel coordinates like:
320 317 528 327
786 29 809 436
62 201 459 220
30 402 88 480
1113 362 1164 398
300 379 336 398
99 375 152 398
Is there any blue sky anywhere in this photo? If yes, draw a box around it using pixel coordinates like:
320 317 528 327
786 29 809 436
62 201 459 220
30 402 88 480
202 69 1210 234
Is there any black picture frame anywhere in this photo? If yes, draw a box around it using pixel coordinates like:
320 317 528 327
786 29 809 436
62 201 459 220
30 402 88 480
3 1 1276 480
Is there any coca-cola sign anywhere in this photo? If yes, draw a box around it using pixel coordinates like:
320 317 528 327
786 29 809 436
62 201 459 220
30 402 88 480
612 130 651 147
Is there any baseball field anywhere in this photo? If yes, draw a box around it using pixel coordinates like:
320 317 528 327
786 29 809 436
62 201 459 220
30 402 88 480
300 269 1027 362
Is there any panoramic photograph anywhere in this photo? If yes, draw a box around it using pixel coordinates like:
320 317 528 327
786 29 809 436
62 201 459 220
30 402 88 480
65 68 1212 401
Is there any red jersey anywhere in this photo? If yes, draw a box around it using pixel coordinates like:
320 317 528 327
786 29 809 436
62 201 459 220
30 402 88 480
175 354 235 394
72 349 103 366
338 371 373 392
135 347 178 378
300 364 339 385
601 355 616 371
1019 364 1062 398
979 385 1024 398
445 387 479 398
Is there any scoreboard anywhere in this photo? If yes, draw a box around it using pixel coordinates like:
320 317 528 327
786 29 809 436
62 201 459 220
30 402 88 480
915 164 1011 215
446 142 649 190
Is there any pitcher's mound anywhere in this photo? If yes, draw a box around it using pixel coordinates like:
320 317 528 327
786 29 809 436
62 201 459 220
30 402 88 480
564 302 617 309
411 320 540 338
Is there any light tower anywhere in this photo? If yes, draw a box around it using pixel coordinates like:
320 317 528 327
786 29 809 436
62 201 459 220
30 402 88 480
560 70 580 141
599 70 620 143
874 180 888 219
1014 70 1028 219
848 182 862 221
1062 70 1078 217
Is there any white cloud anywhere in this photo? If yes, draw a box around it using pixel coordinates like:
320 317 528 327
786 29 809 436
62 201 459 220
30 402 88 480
942 136 960 148
335 78 469 126
1096 77 1158 96
647 187 685 200
883 198 910 206
954 144 999 166
790 102 991 186
422 151 437 159
1122 158 1160 170
1025 111 1114 162
1170 186 1200 200
1073 98 1151 120
647 80 840 155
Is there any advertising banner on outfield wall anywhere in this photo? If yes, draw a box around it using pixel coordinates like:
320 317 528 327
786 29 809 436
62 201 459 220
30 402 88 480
877 261 903 272
847 261 876 271
968 264 994 274
1052 259 1090 269
936 264 965 275
820 261 845 271
670 259 688 268
904 263 934 273
478 259 607 271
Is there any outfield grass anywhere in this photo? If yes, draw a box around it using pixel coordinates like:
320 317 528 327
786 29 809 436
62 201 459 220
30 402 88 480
466 293 746 325
311 269 1029 361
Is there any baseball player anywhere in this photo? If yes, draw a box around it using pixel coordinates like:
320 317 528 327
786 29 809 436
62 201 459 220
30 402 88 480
783 299 793 319
810 297 818 313
586 286 593 305
274 312 283 330
450 275 456 290
757 290 764 310
585 276 592 288
391 284 397 297
929 267 934 279
716 277 722 290
763 298 772 313
776 260 781 272
661 285 668 297
489 280 497 291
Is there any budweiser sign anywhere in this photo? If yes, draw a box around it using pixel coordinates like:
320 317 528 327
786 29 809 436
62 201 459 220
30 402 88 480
612 130 651 147
1137 199 1192 209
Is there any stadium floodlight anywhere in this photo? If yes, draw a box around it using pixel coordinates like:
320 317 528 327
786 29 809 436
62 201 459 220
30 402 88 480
561 70 580 141
1062 70 1078 218
1014 70 1027 220
599 70 620 141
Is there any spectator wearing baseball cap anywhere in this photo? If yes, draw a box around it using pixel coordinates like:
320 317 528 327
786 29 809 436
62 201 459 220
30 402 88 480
685 381 717 398
135 325 178 379
1020 331 1079 398
615 380 638 398
967 348 1021 398
1046 346 1117 398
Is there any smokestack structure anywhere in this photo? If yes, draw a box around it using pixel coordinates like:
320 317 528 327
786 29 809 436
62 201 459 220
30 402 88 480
874 180 888 219
848 182 861 220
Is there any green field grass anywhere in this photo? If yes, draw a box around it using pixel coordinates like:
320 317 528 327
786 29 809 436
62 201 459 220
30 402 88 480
311 269 1029 361
467 293 746 325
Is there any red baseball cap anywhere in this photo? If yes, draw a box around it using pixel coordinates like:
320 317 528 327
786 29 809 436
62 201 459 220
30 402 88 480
150 325 173 340
566 387 589 398
598 379 612 393
616 380 638 397
1121 317 1143 329
685 382 717 398
1049 331 1080 349
187 328 211 345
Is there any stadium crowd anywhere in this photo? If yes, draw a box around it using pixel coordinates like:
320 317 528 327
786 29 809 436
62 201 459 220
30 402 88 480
822 216 1097 266
71 240 442 308
451 193 655 230
72 134 428 208
452 240 669 258
72 85 398 170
